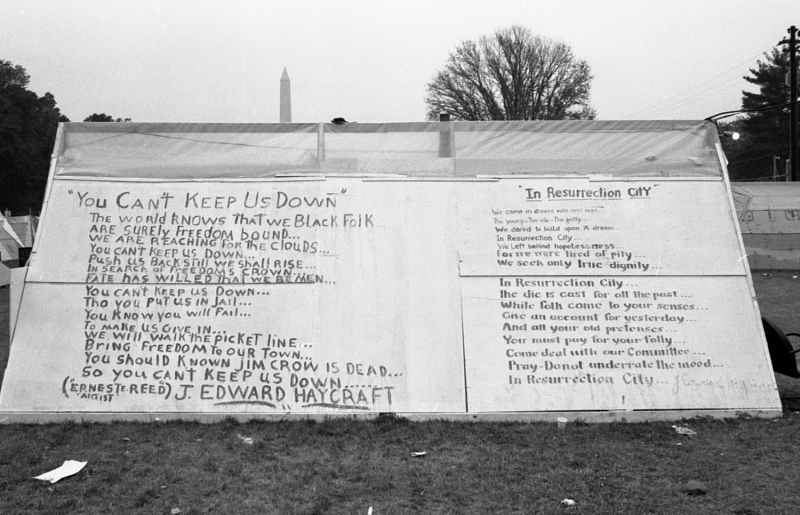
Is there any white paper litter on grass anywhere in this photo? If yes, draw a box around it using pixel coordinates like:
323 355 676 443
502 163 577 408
672 425 697 437
34 460 87 483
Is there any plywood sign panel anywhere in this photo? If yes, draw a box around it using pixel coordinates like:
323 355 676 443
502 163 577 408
461 276 776 412
0 174 781 418
458 178 746 276
2 179 467 414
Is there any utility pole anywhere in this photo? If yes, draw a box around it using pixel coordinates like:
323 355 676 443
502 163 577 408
781 26 798 181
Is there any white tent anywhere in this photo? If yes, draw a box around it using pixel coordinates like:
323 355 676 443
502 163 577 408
731 183 800 270
0 261 10 288
0 215 22 261
7 216 38 247
0 120 781 422
0 216 26 286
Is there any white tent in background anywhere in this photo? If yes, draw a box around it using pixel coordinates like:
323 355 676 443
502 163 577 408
0 220 20 287
0 241 12 286
730 183 800 270
0 262 9 287
0 239 15 263
0 215 22 261
7 216 38 247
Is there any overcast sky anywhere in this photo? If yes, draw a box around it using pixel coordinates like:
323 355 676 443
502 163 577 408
1 0 795 124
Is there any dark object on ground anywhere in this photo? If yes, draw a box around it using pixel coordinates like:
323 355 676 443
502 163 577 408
762 317 800 378
331 117 348 124
680 480 708 495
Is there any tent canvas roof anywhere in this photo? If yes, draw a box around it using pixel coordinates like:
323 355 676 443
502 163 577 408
56 120 724 179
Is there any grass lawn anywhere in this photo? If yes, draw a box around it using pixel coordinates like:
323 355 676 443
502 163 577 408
1 274 800 514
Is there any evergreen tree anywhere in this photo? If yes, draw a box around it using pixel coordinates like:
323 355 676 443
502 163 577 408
722 48 795 181
0 60 69 214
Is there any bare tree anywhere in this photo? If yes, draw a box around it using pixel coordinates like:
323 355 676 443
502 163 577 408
425 26 595 121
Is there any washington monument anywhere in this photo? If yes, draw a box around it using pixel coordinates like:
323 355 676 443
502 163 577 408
280 68 292 123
